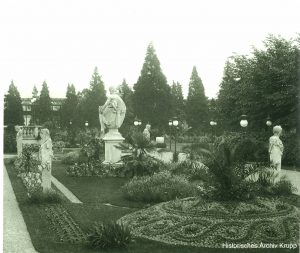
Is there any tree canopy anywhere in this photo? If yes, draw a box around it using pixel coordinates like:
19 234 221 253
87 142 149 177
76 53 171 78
217 35 300 132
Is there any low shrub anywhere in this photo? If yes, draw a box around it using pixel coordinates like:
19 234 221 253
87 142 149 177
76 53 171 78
256 167 277 187
271 176 297 196
170 160 211 181
177 135 211 144
61 151 80 165
28 189 63 204
66 159 122 177
52 140 66 153
156 142 167 148
122 171 198 203
121 156 161 177
87 221 132 249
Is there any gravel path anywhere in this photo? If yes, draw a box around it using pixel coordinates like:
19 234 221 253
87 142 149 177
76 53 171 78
3 164 38 253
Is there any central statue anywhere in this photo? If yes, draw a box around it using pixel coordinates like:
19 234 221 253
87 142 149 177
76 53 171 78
99 86 126 164
99 86 126 137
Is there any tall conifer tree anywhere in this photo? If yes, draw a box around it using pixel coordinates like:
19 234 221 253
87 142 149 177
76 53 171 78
36 81 52 123
186 66 209 133
4 81 24 126
133 43 172 130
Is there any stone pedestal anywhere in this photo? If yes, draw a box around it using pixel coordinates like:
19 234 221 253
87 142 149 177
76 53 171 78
103 129 125 164
41 166 52 193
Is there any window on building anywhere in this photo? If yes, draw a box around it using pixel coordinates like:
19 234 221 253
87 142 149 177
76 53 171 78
22 105 31 111
23 115 32 126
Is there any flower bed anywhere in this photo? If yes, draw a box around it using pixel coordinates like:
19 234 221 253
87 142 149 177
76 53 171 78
19 171 42 196
119 197 300 248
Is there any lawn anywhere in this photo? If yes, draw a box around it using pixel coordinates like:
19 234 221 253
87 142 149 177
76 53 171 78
4 159 300 253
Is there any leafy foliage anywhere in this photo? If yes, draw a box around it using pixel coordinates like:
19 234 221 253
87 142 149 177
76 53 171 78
14 144 40 174
271 177 297 196
117 131 161 177
217 35 300 132
87 221 132 249
66 159 122 177
122 171 198 203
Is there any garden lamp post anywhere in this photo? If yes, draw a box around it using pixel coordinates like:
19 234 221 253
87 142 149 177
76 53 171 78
168 119 173 150
134 116 142 130
170 118 179 158
240 114 248 134
210 120 217 138
85 121 89 133
266 116 272 127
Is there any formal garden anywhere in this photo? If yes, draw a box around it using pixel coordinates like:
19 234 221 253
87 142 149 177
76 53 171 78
3 34 300 252
4 123 300 252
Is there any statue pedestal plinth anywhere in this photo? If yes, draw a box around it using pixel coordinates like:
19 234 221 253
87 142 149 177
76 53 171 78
102 129 125 164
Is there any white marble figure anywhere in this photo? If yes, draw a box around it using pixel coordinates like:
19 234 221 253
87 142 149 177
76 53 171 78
269 125 284 171
99 87 126 137
39 128 53 192
15 125 23 157
143 124 151 141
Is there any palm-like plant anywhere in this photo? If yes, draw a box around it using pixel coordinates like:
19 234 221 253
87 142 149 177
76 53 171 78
185 136 260 200
116 131 161 177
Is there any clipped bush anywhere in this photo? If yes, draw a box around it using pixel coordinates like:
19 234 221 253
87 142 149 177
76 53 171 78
121 157 161 178
61 151 80 165
271 177 297 196
87 221 132 249
28 189 63 204
122 171 198 203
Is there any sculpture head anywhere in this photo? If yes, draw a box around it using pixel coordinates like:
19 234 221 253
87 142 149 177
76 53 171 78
109 86 117 95
145 124 151 130
273 125 282 136
15 125 21 132
40 128 50 140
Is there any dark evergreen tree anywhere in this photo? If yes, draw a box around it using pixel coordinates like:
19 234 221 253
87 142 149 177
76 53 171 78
133 43 172 131
32 85 38 98
78 67 107 127
4 81 24 126
170 81 185 119
36 81 52 124
60 84 78 127
117 79 135 136
186 66 209 133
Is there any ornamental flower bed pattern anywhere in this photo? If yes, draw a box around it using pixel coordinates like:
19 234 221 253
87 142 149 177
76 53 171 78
118 197 300 248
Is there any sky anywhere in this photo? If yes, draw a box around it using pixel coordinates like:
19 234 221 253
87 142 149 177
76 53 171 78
0 0 299 99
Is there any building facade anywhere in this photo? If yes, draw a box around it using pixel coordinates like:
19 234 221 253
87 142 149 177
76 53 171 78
21 98 65 126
